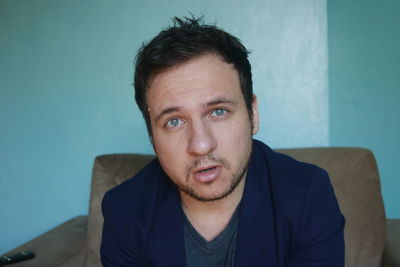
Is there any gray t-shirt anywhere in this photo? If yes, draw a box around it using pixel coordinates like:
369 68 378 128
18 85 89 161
183 206 240 267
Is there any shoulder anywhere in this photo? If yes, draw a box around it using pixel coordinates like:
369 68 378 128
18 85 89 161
254 139 335 211
104 158 160 199
252 140 344 262
253 139 329 192
101 158 170 229
101 158 176 264
101 159 170 265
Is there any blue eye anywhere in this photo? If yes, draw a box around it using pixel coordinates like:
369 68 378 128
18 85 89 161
212 109 226 117
166 118 182 128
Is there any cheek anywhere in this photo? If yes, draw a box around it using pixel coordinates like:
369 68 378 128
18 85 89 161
228 118 253 147
213 119 252 156
153 131 186 157
153 135 187 178
154 140 177 165
222 116 253 140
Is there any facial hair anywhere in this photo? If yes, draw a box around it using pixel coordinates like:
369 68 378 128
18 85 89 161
177 153 251 202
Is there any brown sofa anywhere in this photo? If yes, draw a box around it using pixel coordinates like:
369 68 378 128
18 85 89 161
3 148 399 266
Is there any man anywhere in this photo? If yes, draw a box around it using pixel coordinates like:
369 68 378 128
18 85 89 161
101 16 344 267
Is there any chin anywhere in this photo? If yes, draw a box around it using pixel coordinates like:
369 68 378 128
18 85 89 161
179 174 245 202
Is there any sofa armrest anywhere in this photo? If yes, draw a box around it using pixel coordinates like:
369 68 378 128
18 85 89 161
1 215 87 267
383 218 400 267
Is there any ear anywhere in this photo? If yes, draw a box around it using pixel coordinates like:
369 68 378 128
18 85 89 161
251 94 260 135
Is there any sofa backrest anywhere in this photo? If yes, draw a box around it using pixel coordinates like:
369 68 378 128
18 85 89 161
85 148 386 267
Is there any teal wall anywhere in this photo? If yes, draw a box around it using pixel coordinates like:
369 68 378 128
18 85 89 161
1 0 328 254
328 0 400 219
1 0 398 256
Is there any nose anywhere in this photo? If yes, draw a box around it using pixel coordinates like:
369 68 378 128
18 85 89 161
187 119 217 156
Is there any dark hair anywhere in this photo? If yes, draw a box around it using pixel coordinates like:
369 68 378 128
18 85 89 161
134 16 253 136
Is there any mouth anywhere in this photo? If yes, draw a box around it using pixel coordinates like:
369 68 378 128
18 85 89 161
192 165 222 183
197 166 218 173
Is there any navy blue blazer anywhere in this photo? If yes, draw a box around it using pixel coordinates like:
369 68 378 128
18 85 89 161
101 140 345 266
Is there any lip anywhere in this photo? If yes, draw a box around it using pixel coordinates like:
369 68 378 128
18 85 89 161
192 165 223 183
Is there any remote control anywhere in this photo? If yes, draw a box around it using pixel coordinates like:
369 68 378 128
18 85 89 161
0 251 35 265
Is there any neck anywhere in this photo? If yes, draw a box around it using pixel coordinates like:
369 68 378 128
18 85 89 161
180 176 246 241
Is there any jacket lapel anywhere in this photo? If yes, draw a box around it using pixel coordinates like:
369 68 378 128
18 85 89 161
147 176 186 267
235 141 278 267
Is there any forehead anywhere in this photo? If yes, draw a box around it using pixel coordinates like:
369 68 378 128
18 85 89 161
146 54 242 109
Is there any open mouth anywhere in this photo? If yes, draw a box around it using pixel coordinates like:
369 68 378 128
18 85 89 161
192 165 222 183
198 166 218 173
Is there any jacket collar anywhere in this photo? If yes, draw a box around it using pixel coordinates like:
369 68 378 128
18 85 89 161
147 168 186 266
235 140 277 266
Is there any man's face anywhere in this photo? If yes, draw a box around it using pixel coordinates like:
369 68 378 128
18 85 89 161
147 53 259 201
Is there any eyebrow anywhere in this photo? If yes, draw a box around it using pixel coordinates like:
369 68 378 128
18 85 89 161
154 107 180 122
205 97 237 107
